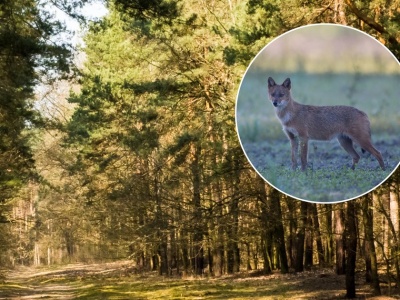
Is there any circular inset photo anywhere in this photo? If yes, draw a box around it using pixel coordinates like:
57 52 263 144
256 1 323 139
235 24 400 203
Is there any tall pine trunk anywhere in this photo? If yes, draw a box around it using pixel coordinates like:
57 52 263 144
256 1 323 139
345 201 357 298
335 204 346 275
294 201 307 272
270 188 289 273
257 176 272 274
227 153 241 274
362 195 381 295
310 204 325 265
191 143 204 276
304 205 313 270
325 205 334 264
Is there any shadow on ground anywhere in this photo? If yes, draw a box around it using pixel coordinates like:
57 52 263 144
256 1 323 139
1 262 399 299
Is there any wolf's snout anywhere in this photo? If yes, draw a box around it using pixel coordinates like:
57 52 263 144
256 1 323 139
273 101 278 107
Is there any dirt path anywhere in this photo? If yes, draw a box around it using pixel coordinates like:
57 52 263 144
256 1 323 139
1 262 400 299
0 261 131 299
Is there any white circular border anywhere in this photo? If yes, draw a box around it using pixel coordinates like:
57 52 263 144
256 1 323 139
235 23 400 204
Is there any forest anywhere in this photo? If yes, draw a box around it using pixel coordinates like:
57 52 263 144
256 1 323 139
1 0 400 299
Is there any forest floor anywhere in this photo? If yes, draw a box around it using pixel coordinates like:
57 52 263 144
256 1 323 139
1 261 400 299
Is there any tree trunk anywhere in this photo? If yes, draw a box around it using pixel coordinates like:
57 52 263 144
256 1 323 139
34 242 40 266
310 204 325 265
227 154 241 274
294 201 307 272
181 238 189 276
362 195 381 295
226 197 240 274
257 176 272 274
334 0 347 24
245 242 252 271
191 143 204 276
270 188 289 273
364 238 372 282
377 184 400 287
345 201 357 298
334 204 346 275
262 235 272 274
304 205 313 270
213 223 224 276
154 167 169 276
390 184 400 283
325 205 334 264
285 197 297 269
158 242 169 276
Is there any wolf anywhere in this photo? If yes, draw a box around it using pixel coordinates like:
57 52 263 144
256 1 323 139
267 77 385 171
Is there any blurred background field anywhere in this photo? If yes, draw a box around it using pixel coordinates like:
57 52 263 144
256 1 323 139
235 24 400 202
251 25 399 75
237 72 400 143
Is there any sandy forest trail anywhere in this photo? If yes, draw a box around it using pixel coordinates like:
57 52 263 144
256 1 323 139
1 261 400 299
0 260 131 299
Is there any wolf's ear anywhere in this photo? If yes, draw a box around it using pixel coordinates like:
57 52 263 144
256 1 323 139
282 78 291 90
267 77 276 88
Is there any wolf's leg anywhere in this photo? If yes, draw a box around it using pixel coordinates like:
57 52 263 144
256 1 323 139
285 130 298 170
299 137 308 171
337 135 360 170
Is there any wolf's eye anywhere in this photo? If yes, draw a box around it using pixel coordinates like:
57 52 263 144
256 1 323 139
273 92 284 98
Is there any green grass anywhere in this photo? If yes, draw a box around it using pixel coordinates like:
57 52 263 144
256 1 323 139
74 277 292 300
0 271 298 299
263 165 389 203
2 263 399 299
242 135 399 203
0 270 344 300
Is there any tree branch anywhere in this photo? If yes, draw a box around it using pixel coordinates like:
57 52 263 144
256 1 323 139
344 0 386 34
